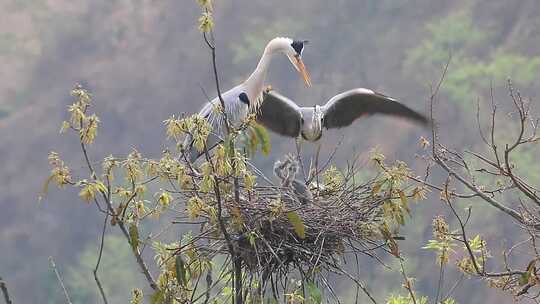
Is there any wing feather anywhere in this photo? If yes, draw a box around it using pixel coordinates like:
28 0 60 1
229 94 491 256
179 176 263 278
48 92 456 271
256 90 302 138
322 88 429 129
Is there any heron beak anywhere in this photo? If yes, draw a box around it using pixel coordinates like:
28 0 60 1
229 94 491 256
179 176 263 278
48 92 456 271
289 54 312 87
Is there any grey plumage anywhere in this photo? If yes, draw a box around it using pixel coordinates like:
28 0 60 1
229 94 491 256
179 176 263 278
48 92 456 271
182 87 251 163
273 155 313 205
257 88 430 142
181 37 312 163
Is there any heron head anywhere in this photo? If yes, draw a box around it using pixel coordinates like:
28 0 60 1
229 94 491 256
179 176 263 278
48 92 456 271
269 37 311 87
287 40 311 87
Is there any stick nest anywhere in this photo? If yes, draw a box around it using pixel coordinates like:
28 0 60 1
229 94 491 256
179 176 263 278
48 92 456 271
183 175 391 279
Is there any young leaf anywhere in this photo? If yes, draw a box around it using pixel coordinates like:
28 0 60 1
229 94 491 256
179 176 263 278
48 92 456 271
130 289 143 304
175 255 188 287
150 290 165 304
79 184 95 203
287 211 306 239
306 282 322 304
59 121 70 134
158 191 172 207
399 190 410 214
252 123 271 156
198 12 213 33
129 223 139 251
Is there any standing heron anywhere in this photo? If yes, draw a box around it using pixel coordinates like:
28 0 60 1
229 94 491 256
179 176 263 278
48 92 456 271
257 88 429 144
182 37 311 163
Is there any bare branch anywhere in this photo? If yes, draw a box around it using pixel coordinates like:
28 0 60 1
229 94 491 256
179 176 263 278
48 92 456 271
93 213 109 304
0 276 13 304
48 257 73 304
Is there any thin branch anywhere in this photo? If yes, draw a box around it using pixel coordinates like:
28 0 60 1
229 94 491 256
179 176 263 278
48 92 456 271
0 276 13 304
78 140 158 291
49 257 73 304
93 213 109 304
398 257 417 304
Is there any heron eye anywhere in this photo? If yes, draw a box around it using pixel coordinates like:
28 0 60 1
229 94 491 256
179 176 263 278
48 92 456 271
291 40 304 56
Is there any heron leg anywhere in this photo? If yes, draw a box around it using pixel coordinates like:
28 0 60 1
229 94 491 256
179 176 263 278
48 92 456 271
315 141 321 190
295 138 307 181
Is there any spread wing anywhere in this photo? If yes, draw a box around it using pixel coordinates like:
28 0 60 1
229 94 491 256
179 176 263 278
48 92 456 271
256 90 302 138
322 88 429 129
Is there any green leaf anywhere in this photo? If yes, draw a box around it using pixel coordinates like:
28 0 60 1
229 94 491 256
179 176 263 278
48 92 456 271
129 223 139 251
150 289 165 304
520 260 536 286
306 281 322 304
78 183 95 203
399 190 410 214
95 181 107 193
221 286 232 297
175 255 188 287
468 235 482 252
198 12 213 33
287 211 306 239
158 191 172 207
252 123 271 156
59 120 70 134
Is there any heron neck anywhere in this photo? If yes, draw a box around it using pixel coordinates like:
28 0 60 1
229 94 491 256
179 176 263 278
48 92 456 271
244 48 273 105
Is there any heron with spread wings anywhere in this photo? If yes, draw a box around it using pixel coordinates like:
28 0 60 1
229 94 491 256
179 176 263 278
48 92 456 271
182 37 311 163
257 88 429 145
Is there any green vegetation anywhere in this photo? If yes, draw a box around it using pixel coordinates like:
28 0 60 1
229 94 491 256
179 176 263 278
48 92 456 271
65 235 144 303
406 12 540 107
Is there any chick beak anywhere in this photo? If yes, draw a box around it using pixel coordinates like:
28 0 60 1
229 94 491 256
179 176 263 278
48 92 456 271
289 54 312 87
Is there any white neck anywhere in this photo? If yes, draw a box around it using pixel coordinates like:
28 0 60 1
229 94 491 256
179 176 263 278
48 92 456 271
244 47 273 100
244 38 289 109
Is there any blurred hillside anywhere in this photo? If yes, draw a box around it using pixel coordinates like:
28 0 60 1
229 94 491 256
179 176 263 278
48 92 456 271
1 0 539 303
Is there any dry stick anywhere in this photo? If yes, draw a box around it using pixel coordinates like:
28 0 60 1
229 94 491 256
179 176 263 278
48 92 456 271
49 257 73 304
0 276 13 304
93 213 109 304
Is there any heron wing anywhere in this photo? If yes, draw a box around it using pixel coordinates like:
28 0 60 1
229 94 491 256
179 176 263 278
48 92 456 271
256 90 302 138
322 88 429 129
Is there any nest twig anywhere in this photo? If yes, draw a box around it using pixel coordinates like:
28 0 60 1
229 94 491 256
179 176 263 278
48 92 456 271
177 171 394 292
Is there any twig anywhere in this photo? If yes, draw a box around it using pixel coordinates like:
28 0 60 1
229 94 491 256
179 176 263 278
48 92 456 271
79 140 158 291
0 276 13 304
49 257 73 304
93 213 109 304
435 257 445 303
398 257 417 304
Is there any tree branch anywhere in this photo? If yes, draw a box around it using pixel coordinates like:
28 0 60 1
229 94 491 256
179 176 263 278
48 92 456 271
49 257 73 304
93 212 109 304
0 276 13 304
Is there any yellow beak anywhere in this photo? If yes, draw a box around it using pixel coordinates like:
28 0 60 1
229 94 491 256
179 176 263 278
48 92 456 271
291 55 312 87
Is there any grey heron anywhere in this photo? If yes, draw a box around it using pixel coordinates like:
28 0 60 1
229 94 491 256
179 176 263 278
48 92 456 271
182 37 311 163
257 88 429 143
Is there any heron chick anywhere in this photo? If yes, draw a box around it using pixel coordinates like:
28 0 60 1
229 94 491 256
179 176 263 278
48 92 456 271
273 155 313 205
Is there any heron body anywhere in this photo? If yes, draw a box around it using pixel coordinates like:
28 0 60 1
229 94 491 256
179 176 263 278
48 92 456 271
257 88 430 143
183 37 311 163
299 105 324 141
